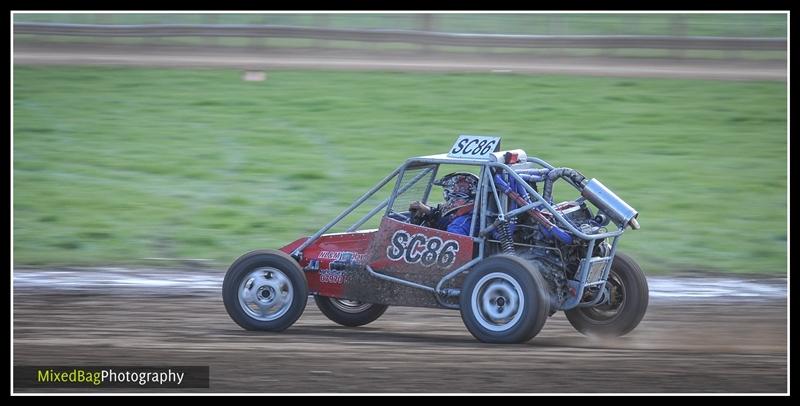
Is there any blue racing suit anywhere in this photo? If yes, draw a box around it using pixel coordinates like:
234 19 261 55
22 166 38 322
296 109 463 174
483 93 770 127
427 206 473 236
436 212 472 236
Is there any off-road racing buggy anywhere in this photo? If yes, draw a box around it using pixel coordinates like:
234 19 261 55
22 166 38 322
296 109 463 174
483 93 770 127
223 136 648 343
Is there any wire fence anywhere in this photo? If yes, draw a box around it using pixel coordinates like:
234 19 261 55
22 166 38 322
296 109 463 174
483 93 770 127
13 14 788 61
13 14 788 37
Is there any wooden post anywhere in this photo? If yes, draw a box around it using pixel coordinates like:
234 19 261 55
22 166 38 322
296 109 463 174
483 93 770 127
549 14 567 56
205 14 219 48
95 14 111 45
314 14 330 51
420 14 436 54
261 14 271 49
669 14 687 59
248 14 262 50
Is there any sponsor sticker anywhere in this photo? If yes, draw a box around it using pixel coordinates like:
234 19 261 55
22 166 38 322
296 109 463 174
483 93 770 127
318 251 367 263
319 270 345 284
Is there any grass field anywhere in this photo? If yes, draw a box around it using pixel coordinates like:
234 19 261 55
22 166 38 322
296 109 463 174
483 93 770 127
12 66 787 275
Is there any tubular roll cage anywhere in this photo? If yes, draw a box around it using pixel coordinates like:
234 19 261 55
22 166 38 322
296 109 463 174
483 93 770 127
291 153 627 310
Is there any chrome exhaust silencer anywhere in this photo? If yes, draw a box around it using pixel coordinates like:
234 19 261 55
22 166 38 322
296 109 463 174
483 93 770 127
581 178 640 230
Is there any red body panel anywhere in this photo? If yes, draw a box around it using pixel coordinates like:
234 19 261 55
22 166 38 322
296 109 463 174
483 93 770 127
279 216 474 307
367 217 473 285
280 230 377 298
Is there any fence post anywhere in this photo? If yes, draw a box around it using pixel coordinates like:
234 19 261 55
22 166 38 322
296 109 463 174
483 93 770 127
549 14 567 56
628 14 641 35
420 14 436 54
669 14 688 58
261 14 271 49
205 14 219 48
94 14 111 45
248 14 262 49
314 14 330 50
725 18 743 60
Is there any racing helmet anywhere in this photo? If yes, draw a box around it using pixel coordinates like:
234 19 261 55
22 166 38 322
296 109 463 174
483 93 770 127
434 172 479 215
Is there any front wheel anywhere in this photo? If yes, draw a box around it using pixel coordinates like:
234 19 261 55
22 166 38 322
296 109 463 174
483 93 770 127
314 296 388 327
565 251 649 337
222 249 308 331
459 255 550 344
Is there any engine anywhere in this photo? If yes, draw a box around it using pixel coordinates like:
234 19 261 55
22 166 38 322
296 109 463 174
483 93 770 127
484 165 638 312
510 201 609 311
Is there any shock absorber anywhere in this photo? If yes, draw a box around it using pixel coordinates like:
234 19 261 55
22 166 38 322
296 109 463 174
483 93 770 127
496 220 516 255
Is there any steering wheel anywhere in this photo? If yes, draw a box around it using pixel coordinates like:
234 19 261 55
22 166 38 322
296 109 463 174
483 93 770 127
408 207 428 226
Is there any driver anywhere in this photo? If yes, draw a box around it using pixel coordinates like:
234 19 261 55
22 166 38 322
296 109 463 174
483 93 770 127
408 172 479 236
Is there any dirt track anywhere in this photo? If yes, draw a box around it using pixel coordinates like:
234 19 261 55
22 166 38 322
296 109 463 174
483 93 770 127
13 269 787 394
13 43 787 81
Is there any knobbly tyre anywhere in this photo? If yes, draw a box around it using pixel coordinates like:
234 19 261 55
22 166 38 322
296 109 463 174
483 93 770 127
222 135 648 343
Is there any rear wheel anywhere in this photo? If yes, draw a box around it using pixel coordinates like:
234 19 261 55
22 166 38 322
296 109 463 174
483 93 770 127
565 252 648 337
459 255 550 344
314 296 388 327
222 249 308 331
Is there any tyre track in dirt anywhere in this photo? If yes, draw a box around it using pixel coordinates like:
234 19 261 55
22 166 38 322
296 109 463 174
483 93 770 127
13 43 787 81
12 268 787 393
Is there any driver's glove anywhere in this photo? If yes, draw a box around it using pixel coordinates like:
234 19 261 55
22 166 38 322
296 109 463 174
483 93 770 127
409 201 432 215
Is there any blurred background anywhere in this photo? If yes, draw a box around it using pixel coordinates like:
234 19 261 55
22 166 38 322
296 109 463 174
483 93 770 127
12 12 788 276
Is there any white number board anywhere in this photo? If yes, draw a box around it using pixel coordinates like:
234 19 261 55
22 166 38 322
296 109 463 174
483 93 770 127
447 135 501 160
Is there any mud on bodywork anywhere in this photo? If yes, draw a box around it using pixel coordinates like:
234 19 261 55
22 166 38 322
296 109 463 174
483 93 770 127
281 217 473 308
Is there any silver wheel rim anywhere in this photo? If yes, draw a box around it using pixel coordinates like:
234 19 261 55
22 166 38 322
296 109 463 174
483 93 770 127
329 298 373 313
471 272 524 332
238 267 294 321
